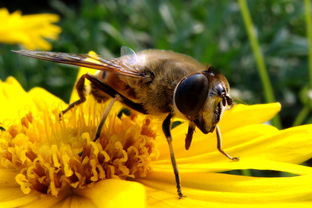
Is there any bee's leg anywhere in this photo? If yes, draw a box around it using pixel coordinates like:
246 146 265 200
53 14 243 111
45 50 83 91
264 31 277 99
79 74 148 140
162 113 184 199
60 74 88 117
83 73 148 115
185 123 195 150
93 95 120 141
216 125 239 161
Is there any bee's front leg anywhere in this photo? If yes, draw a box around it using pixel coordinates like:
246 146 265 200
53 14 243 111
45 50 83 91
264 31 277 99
185 123 195 150
162 113 185 199
216 125 239 161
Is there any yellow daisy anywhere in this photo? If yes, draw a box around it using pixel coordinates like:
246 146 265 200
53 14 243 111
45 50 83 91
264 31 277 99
0 73 312 208
0 8 61 50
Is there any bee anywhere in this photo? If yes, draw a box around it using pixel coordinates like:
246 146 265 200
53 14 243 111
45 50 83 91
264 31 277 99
14 47 239 198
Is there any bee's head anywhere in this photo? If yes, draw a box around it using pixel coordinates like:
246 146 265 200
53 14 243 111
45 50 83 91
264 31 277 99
173 68 232 134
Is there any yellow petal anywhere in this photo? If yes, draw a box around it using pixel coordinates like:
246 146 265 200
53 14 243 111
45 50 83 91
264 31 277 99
156 123 278 161
155 103 281 160
144 185 312 208
0 169 64 208
0 9 61 50
248 124 312 164
77 179 146 208
0 169 20 187
143 171 312 193
52 195 95 208
219 103 281 132
21 193 66 208
0 77 34 124
139 172 312 207
155 124 312 173
216 124 312 164
28 87 66 111
0 189 39 208
152 159 312 176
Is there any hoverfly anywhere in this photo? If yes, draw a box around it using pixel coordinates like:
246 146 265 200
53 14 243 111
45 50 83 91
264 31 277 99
14 47 239 198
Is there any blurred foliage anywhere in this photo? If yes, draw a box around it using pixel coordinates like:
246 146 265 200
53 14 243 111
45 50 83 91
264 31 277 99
0 0 311 127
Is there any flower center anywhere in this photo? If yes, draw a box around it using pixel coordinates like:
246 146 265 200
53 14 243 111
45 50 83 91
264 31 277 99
0 98 158 196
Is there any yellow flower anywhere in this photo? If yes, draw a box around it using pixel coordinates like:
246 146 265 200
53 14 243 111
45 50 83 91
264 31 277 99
0 8 61 50
0 74 312 208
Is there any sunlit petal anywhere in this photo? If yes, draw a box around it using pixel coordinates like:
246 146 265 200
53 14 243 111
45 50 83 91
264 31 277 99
0 191 39 208
156 123 279 160
144 186 312 208
28 87 66 111
51 195 95 208
152 159 312 175
219 103 281 132
77 179 146 208
140 172 312 207
0 77 36 126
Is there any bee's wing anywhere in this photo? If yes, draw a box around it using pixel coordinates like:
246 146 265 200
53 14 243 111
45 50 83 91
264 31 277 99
13 50 146 78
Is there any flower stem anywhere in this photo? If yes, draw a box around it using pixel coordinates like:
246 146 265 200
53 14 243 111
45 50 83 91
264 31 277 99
293 105 310 126
305 0 312 91
238 0 281 128
293 0 312 126
303 0 312 123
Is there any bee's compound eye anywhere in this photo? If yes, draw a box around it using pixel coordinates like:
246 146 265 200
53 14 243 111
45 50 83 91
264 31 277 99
174 73 209 118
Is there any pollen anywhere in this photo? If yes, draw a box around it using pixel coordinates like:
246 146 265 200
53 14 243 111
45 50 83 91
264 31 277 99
0 99 158 196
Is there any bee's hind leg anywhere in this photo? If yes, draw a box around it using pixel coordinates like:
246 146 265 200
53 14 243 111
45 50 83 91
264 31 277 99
79 74 148 141
59 74 89 119
83 74 148 115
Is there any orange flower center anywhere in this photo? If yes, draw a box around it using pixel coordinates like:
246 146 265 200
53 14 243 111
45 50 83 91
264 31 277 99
0 100 158 196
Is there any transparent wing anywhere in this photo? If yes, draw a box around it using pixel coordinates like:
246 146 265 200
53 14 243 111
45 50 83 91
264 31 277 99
13 50 145 78
119 46 141 70
120 46 136 58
